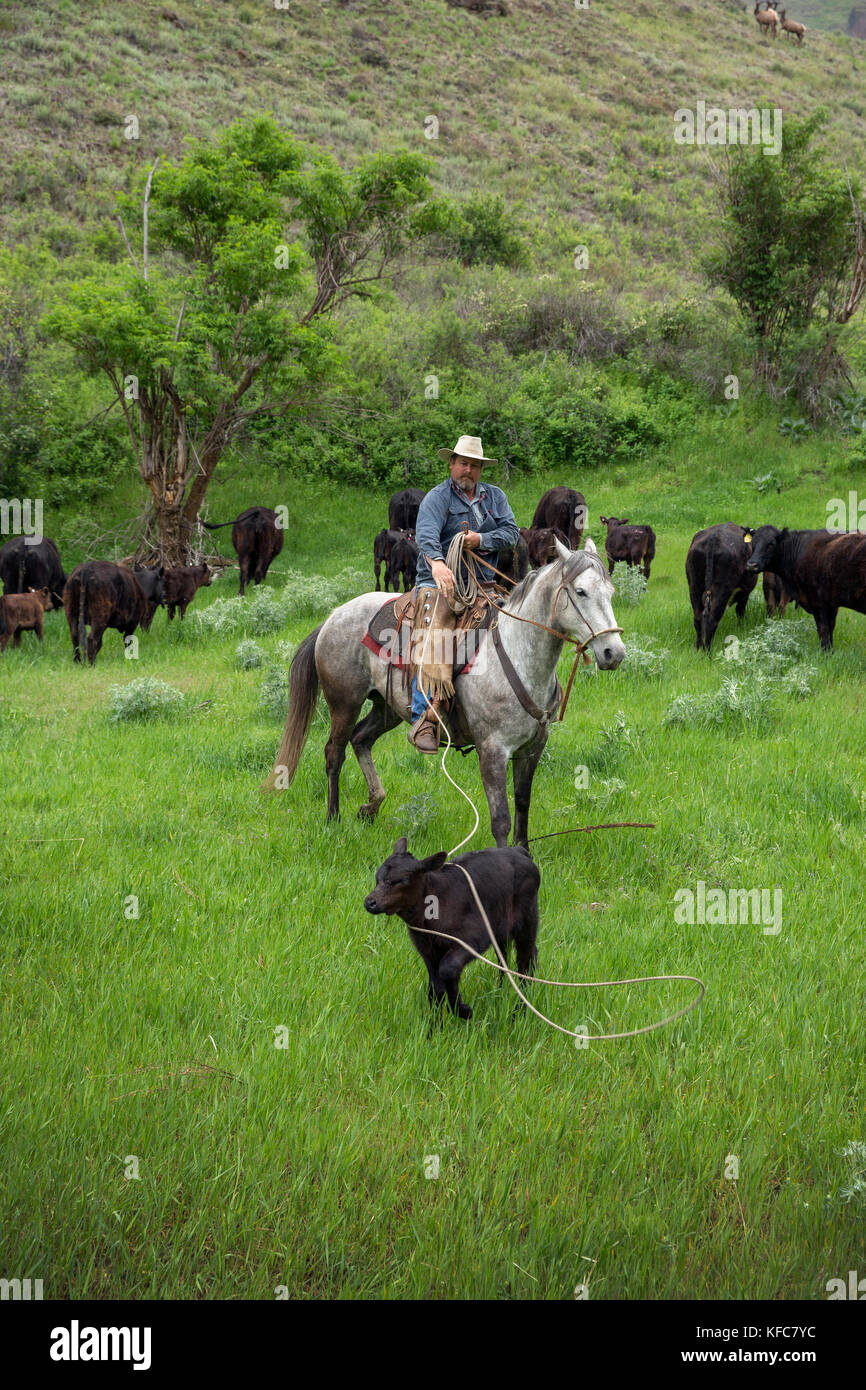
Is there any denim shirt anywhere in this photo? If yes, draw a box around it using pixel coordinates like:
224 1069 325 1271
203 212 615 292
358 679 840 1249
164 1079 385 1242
414 478 520 588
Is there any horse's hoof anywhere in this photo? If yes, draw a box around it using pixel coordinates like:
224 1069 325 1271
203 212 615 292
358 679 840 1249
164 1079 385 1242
357 803 379 821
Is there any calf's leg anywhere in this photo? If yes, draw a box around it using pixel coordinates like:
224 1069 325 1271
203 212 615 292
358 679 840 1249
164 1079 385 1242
437 946 474 1019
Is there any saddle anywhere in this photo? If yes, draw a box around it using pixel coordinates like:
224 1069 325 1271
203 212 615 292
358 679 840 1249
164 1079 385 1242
362 586 499 680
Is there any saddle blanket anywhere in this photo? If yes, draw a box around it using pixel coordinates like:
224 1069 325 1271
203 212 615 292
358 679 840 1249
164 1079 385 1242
361 593 497 675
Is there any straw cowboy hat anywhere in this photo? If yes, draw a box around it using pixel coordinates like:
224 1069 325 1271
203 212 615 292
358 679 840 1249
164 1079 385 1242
437 435 498 465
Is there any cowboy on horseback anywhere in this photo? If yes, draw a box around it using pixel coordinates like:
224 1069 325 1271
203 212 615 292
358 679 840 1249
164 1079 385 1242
409 435 520 754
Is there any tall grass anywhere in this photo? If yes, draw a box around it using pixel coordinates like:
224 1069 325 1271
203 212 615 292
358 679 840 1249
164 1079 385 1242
1 442 864 1297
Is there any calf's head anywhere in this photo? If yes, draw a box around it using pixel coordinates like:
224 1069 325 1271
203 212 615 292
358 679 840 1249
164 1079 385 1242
364 837 448 917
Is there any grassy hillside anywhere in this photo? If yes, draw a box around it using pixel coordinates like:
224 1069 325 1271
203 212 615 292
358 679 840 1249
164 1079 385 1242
2 0 865 300
2 436 864 1299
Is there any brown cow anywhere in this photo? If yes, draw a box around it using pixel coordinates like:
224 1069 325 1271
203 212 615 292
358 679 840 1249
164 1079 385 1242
519 526 567 569
531 487 586 549
201 507 284 596
747 526 866 648
163 563 212 621
0 588 51 652
63 562 152 664
599 516 657 581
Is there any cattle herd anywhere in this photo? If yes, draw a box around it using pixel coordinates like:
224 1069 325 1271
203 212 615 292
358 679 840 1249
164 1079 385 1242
0 508 283 665
1 486 864 663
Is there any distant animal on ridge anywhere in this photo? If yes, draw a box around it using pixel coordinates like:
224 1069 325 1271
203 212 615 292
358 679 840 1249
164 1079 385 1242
201 507 283 596
777 7 805 40
755 1 779 37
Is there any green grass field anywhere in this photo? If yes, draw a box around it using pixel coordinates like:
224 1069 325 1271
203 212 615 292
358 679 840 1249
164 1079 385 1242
2 422 864 1299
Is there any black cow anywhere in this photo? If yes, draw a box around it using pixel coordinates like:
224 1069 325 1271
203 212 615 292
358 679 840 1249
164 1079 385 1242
519 525 568 570
133 566 166 631
0 535 67 608
389 532 418 592
762 570 793 619
364 838 540 1020
497 531 529 584
686 523 757 651
599 517 656 581
531 487 586 549
747 526 866 648
202 507 283 596
374 528 414 592
63 561 156 664
388 488 425 532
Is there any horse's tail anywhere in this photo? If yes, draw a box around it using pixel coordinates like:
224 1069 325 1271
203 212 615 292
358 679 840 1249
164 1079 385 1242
262 624 323 792
200 518 237 531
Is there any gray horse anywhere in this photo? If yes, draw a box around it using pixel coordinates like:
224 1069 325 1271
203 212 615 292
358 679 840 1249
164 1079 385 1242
264 536 625 846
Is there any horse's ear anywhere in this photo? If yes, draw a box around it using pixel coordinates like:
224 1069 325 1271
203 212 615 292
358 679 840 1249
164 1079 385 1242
583 536 598 555
392 836 408 855
553 535 571 562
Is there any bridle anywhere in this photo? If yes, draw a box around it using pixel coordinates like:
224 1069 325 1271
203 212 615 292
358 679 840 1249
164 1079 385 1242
471 551 624 723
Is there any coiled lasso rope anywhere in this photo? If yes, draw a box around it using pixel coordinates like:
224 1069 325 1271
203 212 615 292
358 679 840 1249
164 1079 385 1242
411 534 705 1042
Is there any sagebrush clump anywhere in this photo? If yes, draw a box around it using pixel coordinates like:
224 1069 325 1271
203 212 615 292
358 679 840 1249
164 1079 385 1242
611 560 647 606
108 677 185 722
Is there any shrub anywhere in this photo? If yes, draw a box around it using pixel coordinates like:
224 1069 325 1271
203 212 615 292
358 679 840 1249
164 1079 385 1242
259 666 289 720
611 561 647 606
619 635 669 676
108 677 184 722
235 639 265 669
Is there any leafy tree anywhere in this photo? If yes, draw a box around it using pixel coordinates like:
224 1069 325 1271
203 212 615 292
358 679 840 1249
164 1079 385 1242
704 111 865 411
45 118 437 563
449 193 528 269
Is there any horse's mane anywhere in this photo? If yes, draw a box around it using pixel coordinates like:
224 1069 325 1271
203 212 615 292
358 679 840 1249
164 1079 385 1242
503 548 609 613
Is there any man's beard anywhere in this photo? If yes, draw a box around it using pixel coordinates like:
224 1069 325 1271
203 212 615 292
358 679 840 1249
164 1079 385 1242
456 476 473 493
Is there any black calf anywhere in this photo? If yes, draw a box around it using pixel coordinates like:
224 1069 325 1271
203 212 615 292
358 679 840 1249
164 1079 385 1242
364 838 540 1019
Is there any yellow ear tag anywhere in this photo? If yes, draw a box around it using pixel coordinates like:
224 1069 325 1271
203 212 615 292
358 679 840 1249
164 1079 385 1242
743 533 752 543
